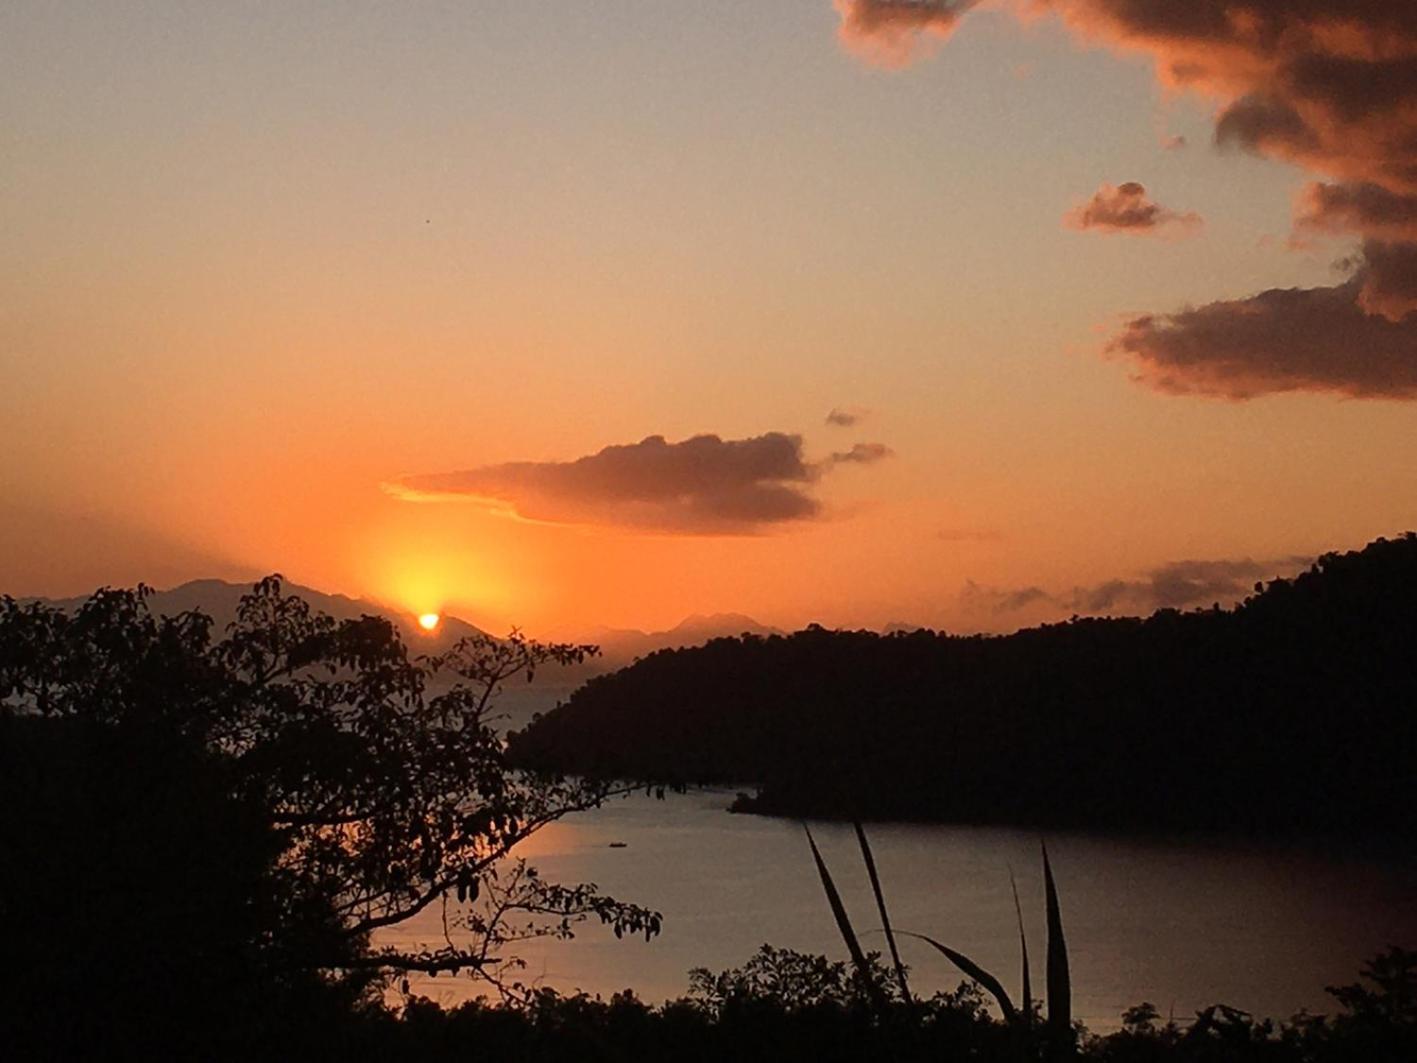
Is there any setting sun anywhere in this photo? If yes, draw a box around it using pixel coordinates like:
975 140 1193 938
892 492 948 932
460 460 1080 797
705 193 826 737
417 612 440 632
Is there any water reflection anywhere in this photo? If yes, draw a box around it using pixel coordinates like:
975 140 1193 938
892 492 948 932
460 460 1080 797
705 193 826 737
380 789 1417 1030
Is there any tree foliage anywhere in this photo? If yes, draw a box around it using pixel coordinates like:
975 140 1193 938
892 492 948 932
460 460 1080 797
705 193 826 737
0 576 658 1052
510 534 1417 837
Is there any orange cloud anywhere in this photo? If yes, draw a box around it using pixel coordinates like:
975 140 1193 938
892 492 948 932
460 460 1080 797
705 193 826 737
1064 181 1202 236
834 0 978 68
388 432 893 535
835 0 1417 395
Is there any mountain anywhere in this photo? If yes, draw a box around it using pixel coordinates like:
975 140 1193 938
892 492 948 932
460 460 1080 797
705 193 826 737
586 613 783 668
509 533 1417 839
23 579 780 729
28 577 490 651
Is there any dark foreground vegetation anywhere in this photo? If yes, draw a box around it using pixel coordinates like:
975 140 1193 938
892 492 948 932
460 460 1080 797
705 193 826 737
2 576 1412 1059
510 534 1417 837
307 945 1417 1063
0 579 657 1057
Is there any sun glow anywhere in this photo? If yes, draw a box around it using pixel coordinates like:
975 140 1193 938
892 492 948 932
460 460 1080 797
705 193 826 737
418 612 441 632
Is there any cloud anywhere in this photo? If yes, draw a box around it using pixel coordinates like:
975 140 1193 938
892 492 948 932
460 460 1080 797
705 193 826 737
1357 240 1417 321
1294 182 1417 243
1064 181 1202 236
1108 274 1417 399
826 442 894 465
960 580 1051 615
834 0 978 68
1065 558 1308 612
825 406 867 427
964 556 1311 618
387 432 892 534
834 1 1417 397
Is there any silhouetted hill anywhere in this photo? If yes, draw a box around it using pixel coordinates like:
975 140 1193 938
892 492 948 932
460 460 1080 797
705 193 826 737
23 581 782 727
29 577 490 651
586 613 784 669
509 534 1417 838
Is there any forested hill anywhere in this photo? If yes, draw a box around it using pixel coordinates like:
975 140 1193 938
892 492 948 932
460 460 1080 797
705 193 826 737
508 534 1417 837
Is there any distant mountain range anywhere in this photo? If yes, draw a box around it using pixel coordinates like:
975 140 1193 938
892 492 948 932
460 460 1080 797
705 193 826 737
24 578 781 681
28 578 491 653
585 613 784 669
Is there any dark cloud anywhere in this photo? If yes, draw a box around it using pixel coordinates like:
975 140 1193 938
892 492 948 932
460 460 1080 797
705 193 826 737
960 580 1051 615
965 556 1311 617
1064 181 1202 236
825 406 866 427
1066 558 1308 612
826 442 894 465
1357 240 1417 321
836 1 1417 397
388 432 891 534
1109 274 1417 399
833 0 978 68
1295 182 1417 243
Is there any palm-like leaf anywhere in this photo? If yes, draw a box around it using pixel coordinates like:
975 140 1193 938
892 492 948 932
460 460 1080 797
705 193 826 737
1043 841 1071 1042
1010 866 1032 1023
854 822 911 1004
803 824 888 1010
898 931 1017 1022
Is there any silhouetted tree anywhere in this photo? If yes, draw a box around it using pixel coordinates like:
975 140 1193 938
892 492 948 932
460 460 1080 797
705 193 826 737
509 533 1417 837
0 577 658 1055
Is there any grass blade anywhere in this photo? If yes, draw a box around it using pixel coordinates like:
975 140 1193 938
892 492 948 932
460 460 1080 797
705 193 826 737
1010 865 1032 1023
804 823 887 1010
898 931 1017 1023
854 821 911 1005
1042 841 1072 1043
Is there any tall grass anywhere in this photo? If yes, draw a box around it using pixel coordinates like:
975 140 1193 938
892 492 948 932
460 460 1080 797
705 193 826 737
804 823 1073 1051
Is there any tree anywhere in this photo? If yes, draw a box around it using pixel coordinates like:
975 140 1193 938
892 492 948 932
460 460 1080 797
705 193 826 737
0 576 659 1051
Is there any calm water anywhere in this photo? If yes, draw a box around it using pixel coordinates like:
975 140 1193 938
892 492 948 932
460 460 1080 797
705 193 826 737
381 789 1417 1030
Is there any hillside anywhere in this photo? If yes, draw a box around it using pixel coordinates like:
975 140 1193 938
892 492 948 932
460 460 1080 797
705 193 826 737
509 534 1417 838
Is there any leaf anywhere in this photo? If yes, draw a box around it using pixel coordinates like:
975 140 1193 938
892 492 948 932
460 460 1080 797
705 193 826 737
1010 865 1032 1023
804 823 887 1010
897 931 1016 1023
854 822 910 1004
1043 841 1072 1043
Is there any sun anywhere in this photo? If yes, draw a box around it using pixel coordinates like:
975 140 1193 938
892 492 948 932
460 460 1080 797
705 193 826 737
417 612 441 632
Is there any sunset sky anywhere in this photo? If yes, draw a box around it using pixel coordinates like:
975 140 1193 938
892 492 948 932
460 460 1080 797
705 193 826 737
5 1 1416 636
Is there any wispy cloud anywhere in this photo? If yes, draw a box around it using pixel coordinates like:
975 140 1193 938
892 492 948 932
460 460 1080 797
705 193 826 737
825 442 893 465
825 406 868 428
961 556 1312 617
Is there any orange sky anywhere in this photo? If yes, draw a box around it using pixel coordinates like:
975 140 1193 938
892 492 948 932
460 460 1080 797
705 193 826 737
4 2 1416 636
